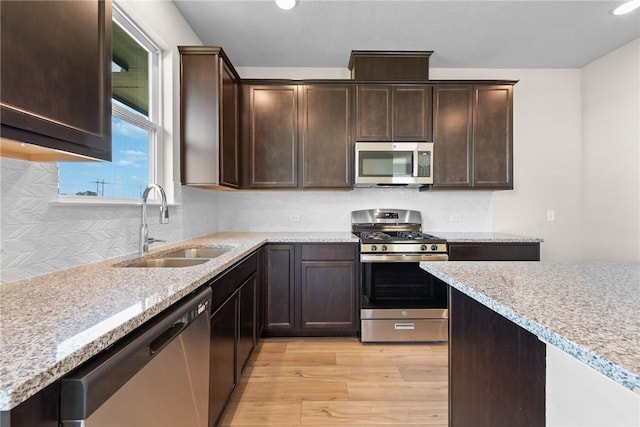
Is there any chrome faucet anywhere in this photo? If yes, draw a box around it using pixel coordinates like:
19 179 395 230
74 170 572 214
140 184 169 252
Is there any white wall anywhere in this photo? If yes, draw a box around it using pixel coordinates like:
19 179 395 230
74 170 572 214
431 68 584 261
582 39 640 261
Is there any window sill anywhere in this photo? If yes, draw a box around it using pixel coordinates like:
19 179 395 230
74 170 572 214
51 195 179 207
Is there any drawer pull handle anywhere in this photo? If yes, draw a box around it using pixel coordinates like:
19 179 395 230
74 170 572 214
394 323 415 330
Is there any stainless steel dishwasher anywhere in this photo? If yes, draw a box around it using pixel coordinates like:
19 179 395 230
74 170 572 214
60 287 211 427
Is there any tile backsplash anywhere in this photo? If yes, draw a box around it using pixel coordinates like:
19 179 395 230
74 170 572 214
0 158 219 284
1 157 493 284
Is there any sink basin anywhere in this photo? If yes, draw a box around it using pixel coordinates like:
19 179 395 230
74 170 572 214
161 247 231 259
122 258 210 268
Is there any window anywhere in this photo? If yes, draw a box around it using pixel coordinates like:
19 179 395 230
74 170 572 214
58 4 161 199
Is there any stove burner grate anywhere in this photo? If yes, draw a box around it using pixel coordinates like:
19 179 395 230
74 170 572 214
361 231 392 240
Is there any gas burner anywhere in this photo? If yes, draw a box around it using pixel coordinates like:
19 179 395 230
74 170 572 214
397 231 427 240
361 231 391 240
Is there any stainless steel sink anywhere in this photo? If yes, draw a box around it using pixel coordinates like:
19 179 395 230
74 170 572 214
161 247 231 259
122 258 210 268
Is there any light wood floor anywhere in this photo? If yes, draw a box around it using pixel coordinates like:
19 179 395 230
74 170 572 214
219 338 448 427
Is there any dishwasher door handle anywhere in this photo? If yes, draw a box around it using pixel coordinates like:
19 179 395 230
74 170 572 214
150 321 187 355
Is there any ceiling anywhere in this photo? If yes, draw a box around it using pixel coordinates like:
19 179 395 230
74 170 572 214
172 0 640 70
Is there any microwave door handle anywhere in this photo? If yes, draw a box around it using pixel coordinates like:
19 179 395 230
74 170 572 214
413 148 419 177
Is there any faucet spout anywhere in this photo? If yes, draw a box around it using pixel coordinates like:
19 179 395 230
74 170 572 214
140 184 169 252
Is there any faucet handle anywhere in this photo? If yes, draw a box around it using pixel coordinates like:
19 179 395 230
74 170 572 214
160 205 169 224
147 237 166 245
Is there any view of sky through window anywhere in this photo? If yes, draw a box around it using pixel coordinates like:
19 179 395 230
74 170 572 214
58 115 150 197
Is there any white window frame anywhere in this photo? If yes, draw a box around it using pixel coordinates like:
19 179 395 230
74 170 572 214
57 3 163 205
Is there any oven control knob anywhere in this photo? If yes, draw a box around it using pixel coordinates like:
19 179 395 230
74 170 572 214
371 245 377 252
420 244 427 251
431 244 438 251
381 245 388 252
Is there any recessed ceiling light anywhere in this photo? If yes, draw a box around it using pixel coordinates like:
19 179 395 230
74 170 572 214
276 0 296 10
612 0 640 15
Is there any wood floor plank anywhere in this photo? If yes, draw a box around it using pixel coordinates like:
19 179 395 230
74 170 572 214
347 381 448 401
235 380 349 402
219 401 301 426
300 401 447 425
335 351 447 367
398 366 448 382
251 351 337 367
240 365 404 383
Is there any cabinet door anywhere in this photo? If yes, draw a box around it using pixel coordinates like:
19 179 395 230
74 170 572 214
393 86 432 141
0 0 111 161
237 274 257 377
264 245 296 333
449 287 545 427
180 49 221 186
473 85 513 189
433 86 473 188
298 244 358 335
356 85 392 141
220 61 240 188
248 85 298 188
300 85 353 188
209 297 237 427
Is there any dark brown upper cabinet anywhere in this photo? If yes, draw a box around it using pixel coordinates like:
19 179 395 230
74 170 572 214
300 85 353 189
243 84 299 189
433 84 514 190
0 0 112 162
240 82 354 190
356 85 432 142
179 46 240 188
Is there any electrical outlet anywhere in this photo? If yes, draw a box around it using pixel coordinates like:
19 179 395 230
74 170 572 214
546 210 555 222
449 213 463 222
289 214 301 222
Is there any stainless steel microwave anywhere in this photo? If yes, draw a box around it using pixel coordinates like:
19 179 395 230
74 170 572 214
355 142 434 186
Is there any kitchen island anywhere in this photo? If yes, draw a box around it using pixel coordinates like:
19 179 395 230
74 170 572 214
421 261 640 426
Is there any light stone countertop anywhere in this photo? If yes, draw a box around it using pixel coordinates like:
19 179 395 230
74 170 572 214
420 261 640 394
432 231 544 243
0 232 358 411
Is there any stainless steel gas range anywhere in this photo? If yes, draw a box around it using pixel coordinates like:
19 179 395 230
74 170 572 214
352 209 449 343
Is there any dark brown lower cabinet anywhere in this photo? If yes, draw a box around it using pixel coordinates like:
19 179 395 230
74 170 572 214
449 287 545 427
209 295 237 427
237 274 257 377
208 252 259 427
264 243 358 337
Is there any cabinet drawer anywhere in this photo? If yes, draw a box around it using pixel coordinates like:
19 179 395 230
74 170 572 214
210 252 258 308
300 244 357 261
361 319 448 343
448 243 540 261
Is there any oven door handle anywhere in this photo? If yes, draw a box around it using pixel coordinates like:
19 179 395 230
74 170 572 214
360 254 449 262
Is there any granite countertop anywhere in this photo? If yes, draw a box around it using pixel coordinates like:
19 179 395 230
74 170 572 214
0 231 358 411
420 261 640 394
433 231 544 243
